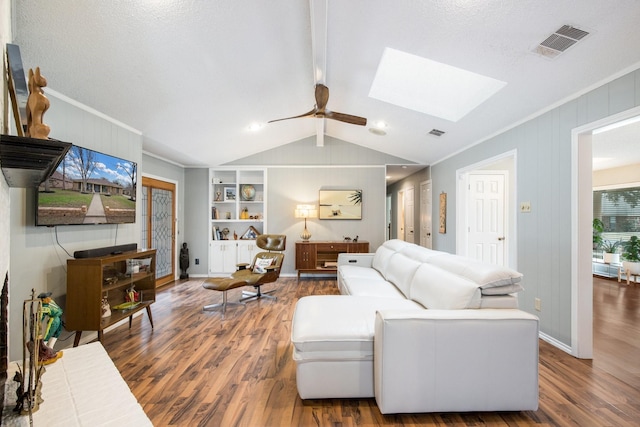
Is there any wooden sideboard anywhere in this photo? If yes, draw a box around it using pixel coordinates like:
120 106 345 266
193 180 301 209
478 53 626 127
295 240 369 278
66 249 156 346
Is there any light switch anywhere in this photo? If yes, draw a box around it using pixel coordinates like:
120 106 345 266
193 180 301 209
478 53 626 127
520 201 531 213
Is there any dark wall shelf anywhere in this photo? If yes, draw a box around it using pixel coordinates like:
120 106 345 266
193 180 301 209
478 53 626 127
0 134 71 188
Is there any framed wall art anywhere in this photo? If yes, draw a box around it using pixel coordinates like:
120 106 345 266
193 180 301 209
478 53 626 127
240 226 259 240
319 189 362 220
224 187 236 201
6 44 29 136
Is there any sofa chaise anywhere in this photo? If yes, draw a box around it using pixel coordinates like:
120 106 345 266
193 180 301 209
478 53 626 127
291 239 539 414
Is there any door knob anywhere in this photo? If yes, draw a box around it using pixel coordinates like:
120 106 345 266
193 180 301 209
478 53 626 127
498 237 505 241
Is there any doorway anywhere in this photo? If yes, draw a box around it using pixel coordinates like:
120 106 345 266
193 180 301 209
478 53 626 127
141 176 176 287
572 106 640 361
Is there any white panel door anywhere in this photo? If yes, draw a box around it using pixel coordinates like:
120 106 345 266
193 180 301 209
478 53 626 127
405 186 415 243
397 190 405 240
467 173 506 265
420 180 432 248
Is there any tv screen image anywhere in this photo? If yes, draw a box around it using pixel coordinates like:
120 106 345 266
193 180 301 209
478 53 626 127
36 145 137 226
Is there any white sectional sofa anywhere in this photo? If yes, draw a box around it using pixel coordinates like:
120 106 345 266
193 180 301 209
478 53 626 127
291 239 539 414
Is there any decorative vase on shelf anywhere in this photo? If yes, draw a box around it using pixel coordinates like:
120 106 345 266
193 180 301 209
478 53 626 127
241 185 256 201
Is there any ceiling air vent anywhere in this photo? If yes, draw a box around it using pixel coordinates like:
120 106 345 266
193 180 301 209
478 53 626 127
534 25 590 59
428 129 445 137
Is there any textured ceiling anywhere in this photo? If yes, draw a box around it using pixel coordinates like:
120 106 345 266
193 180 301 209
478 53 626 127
12 0 640 168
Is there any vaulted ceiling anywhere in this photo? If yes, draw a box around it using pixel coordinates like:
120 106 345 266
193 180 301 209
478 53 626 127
13 1 640 168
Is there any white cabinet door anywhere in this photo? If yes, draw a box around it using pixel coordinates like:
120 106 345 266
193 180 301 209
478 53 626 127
210 241 238 274
237 240 258 266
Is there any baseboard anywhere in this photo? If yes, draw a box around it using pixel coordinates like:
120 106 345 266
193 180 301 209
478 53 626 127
539 331 573 355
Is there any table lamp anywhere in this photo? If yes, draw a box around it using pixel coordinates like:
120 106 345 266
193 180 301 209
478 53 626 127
295 204 318 241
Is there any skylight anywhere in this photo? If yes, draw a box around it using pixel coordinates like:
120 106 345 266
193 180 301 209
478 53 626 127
369 48 507 122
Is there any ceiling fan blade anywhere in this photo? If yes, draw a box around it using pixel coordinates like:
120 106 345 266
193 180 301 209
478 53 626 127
315 84 329 111
268 108 317 123
268 84 367 127
324 110 367 126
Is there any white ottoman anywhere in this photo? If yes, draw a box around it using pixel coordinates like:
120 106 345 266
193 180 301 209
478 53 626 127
291 295 421 399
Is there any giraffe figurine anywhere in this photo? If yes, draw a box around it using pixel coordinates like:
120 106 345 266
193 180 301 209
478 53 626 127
26 67 51 139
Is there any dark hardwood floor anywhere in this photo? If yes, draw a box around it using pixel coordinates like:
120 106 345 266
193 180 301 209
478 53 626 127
593 275 640 390
100 276 640 426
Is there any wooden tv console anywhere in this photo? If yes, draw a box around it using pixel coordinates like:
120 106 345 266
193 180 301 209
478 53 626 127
66 249 156 346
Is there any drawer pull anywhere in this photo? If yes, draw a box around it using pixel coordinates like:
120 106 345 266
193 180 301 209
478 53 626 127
348 259 357 263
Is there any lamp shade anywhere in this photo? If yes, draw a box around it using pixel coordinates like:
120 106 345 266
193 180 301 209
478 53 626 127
294 204 317 218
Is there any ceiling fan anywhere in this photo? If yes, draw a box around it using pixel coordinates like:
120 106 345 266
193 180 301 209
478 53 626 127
268 84 367 126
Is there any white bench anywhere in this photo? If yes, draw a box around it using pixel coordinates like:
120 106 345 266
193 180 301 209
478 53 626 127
2 342 151 426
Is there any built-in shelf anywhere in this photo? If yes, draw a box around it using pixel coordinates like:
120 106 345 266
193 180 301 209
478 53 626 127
0 134 71 188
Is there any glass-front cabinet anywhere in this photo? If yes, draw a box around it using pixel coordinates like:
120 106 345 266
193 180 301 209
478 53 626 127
209 168 267 275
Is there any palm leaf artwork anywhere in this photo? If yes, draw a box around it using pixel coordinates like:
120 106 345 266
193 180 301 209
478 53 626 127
348 190 362 205
319 190 362 219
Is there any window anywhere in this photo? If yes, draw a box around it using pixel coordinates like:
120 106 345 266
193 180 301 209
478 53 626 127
594 186 640 245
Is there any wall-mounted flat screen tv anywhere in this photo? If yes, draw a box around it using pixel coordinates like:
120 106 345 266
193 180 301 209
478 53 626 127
36 145 137 226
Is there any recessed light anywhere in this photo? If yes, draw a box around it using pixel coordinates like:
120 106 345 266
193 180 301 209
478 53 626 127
369 128 386 136
247 123 263 131
374 121 388 129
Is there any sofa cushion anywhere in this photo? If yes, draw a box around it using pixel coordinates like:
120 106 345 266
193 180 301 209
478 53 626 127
426 254 523 289
371 240 411 278
409 263 482 309
338 264 383 281
481 283 525 295
371 245 397 279
340 277 406 298
384 253 422 298
291 295 421 359
399 245 446 263
479 294 519 308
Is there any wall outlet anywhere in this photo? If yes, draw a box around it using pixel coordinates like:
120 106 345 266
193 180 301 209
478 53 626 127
195 258 200 265
534 298 541 311
520 201 532 213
